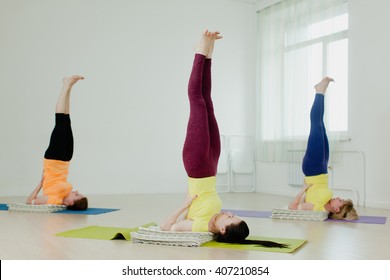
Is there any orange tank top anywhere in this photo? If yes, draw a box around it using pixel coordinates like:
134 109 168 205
42 159 72 205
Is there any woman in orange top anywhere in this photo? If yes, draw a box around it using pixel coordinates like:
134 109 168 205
26 75 88 210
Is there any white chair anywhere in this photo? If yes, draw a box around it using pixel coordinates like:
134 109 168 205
229 135 256 192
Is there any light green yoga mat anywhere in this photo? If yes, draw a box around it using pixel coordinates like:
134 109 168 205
56 223 157 240
203 236 306 253
56 224 305 253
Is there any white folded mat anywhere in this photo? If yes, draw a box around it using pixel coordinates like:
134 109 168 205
7 203 66 213
131 226 214 247
271 208 329 221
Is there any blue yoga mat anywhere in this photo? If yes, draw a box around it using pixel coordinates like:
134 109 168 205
0 203 119 215
56 208 119 215
0 204 9 211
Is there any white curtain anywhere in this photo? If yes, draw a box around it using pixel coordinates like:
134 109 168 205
256 0 349 162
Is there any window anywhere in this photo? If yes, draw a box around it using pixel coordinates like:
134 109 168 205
256 0 349 161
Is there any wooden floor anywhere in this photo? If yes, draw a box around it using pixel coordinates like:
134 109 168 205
1 193 389 260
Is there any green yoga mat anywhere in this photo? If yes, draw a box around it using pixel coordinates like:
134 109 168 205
56 224 305 253
203 236 306 253
56 223 157 240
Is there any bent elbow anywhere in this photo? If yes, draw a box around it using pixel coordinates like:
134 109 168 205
160 223 171 231
288 204 297 210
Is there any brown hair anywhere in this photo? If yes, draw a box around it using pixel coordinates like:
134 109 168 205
328 199 358 220
67 197 88 211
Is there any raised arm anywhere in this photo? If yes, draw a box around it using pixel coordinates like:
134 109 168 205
288 182 314 210
160 194 197 231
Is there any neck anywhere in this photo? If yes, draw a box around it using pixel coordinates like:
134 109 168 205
324 202 332 212
208 214 218 233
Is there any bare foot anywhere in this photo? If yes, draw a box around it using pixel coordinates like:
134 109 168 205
206 31 223 59
195 30 214 56
63 75 85 88
314 77 334 94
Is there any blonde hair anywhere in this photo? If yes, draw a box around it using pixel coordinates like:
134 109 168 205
328 199 358 220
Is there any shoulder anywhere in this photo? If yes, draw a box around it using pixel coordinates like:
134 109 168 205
46 195 63 205
170 219 194 232
32 196 49 205
298 202 314 211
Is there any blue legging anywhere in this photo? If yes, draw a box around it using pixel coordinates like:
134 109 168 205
302 94 329 176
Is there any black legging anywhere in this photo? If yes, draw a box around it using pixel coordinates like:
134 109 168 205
44 113 73 161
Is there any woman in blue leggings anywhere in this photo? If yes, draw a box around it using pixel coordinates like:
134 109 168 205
288 77 358 220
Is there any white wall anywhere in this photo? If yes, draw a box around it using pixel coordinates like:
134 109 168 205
255 0 390 209
4 0 387 210
0 0 256 196
348 0 390 208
